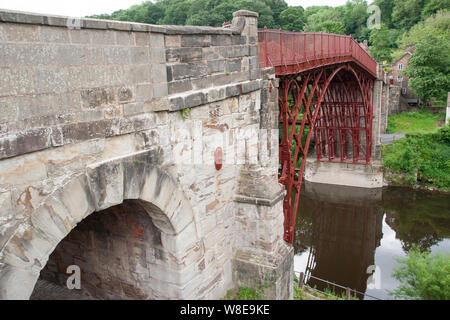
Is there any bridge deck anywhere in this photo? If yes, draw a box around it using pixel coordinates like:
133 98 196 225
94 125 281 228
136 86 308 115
258 29 377 78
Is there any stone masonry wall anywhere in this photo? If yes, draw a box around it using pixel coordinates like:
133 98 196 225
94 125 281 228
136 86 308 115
0 10 291 300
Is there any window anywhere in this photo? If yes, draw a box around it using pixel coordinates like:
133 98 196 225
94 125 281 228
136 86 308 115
398 64 403 70
398 76 403 82
402 88 407 95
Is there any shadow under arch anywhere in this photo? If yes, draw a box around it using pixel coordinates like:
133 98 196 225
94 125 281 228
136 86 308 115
0 150 201 300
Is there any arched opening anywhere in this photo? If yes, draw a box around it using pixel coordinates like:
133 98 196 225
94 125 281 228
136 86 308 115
30 200 173 300
314 69 373 164
0 153 201 300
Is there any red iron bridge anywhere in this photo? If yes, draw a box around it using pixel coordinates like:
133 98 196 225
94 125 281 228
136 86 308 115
257 28 380 244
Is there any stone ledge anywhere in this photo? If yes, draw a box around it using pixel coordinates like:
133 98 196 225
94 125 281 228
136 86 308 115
0 113 162 160
234 191 285 207
168 79 262 111
232 10 259 18
0 9 240 34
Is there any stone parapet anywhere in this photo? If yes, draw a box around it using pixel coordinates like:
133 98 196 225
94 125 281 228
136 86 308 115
0 9 239 35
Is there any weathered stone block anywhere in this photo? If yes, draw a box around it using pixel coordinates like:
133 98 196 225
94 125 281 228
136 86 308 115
39 26 69 43
150 46 166 63
136 83 153 102
165 35 181 48
0 68 35 96
153 83 168 98
166 47 202 63
180 35 211 47
113 31 133 45
150 33 164 48
225 59 242 73
170 63 207 81
2 23 39 42
80 87 117 108
35 68 67 93
0 127 52 159
90 30 115 45
207 59 225 74
118 87 134 102
185 92 207 108
151 63 167 84
168 79 192 95
87 160 124 211
211 35 232 46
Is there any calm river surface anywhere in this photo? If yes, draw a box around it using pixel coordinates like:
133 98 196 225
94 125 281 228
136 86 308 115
293 182 450 300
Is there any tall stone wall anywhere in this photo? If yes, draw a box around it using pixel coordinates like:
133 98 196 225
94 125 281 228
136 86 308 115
387 85 410 116
0 10 292 300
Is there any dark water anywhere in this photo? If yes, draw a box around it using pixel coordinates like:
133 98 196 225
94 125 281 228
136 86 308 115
293 182 450 300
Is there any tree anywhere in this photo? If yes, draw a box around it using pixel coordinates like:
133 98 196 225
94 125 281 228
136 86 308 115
374 0 395 28
264 0 289 28
342 0 369 39
399 10 450 48
279 6 305 31
392 0 428 30
422 0 450 19
369 24 393 63
304 7 346 34
389 246 450 300
404 34 450 104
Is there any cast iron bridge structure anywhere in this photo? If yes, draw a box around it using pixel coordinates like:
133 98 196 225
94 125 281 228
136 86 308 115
257 29 379 244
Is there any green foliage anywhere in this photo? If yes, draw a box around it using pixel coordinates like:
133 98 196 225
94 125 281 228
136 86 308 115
369 24 394 63
400 10 450 48
404 34 450 104
422 0 450 19
382 126 450 189
233 286 264 300
392 0 429 30
181 107 190 120
374 0 395 27
279 6 305 31
389 246 450 300
304 7 346 34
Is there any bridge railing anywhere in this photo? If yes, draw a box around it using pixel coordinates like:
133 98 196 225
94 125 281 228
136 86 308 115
258 28 377 77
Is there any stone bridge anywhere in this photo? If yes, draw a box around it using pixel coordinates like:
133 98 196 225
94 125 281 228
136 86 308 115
0 9 388 300
0 10 292 300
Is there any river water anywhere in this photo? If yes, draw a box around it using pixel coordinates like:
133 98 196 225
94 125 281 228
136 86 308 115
293 182 450 300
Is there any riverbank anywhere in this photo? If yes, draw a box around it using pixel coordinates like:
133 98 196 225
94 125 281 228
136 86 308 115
382 110 449 192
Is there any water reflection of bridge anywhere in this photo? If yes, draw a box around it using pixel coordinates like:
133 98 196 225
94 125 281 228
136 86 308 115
294 182 384 298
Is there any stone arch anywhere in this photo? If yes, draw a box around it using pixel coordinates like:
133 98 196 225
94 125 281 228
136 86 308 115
0 150 201 300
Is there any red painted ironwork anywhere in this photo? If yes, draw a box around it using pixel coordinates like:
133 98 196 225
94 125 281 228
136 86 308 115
215 147 223 170
258 29 377 78
258 29 377 244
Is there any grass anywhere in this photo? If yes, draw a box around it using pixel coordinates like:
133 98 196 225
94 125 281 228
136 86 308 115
386 110 445 134
382 126 450 190
293 275 359 300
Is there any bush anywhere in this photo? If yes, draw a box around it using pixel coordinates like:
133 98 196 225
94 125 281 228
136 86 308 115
389 246 450 300
382 126 450 189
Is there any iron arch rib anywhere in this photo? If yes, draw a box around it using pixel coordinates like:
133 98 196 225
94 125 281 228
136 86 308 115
278 63 375 244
